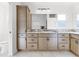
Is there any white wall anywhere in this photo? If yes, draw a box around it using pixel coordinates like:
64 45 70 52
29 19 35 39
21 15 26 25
0 3 9 56
0 3 9 42
73 6 79 29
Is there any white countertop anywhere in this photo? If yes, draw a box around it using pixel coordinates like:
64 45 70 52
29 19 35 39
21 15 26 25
58 31 79 34
27 31 57 33
27 31 79 34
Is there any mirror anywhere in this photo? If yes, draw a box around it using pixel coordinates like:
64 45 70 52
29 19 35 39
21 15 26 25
32 14 47 30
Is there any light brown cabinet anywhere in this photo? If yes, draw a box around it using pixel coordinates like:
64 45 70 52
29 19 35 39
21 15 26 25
58 33 69 38
58 33 69 50
71 38 75 53
38 33 57 50
48 38 57 50
17 5 31 33
75 40 79 55
27 33 38 38
70 34 79 56
16 5 31 50
39 38 57 50
27 43 37 50
17 6 27 33
27 33 57 50
26 8 32 32
27 33 38 50
39 38 48 50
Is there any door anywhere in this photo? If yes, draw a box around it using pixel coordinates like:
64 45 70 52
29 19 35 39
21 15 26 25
48 38 57 50
39 38 48 50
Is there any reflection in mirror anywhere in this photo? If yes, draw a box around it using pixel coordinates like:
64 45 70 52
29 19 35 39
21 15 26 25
32 14 47 31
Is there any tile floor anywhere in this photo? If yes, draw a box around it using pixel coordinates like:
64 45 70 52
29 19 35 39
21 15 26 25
13 51 77 57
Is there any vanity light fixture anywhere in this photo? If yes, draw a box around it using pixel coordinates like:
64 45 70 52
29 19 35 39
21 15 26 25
36 8 50 13
37 8 50 11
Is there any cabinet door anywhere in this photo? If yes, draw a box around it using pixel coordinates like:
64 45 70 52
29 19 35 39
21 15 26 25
71 38 75 53
77 40 79 56
48 38 57 50
39 38 48 50
75 40 79 56
27 44 37 50
18 38 26 50
17 6 27 33
27 7 31 32
71 39 73 51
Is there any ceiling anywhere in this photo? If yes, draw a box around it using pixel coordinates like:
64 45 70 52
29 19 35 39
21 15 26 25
11 2 79 14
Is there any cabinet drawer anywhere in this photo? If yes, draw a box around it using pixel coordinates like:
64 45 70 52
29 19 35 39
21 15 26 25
58 33 69 38
39 33 48 38
59 38 69 41
27 44 37 50
58 38 69 44
59 41 69 44
27 38 38 42
27 33 38 38
75 40 79 55
39 33 57 38
70 38 75 53
59 44 69 50
71 34 79 39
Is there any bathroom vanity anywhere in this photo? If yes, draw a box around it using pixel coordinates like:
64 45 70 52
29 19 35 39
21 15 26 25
16 5 70 51
27 32 57 50
16 5 79 56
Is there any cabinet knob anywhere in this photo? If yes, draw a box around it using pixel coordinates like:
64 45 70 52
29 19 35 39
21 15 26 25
75 40 78 44
31 39 34 41
31 45 34 47
62 39 65 41
32 35 34 36
47 38 49 41
62 35 64 36
62 45 65 47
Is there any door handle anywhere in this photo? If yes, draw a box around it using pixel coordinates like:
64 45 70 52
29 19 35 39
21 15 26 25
9 31 11 34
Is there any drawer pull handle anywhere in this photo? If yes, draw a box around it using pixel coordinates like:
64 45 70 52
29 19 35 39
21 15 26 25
75 40 78 44
62 39 65 41
62 45 65 47
31 45 34 47
32 35 34 36
31 39 34 41
62 35 64 36
47 38 49 41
